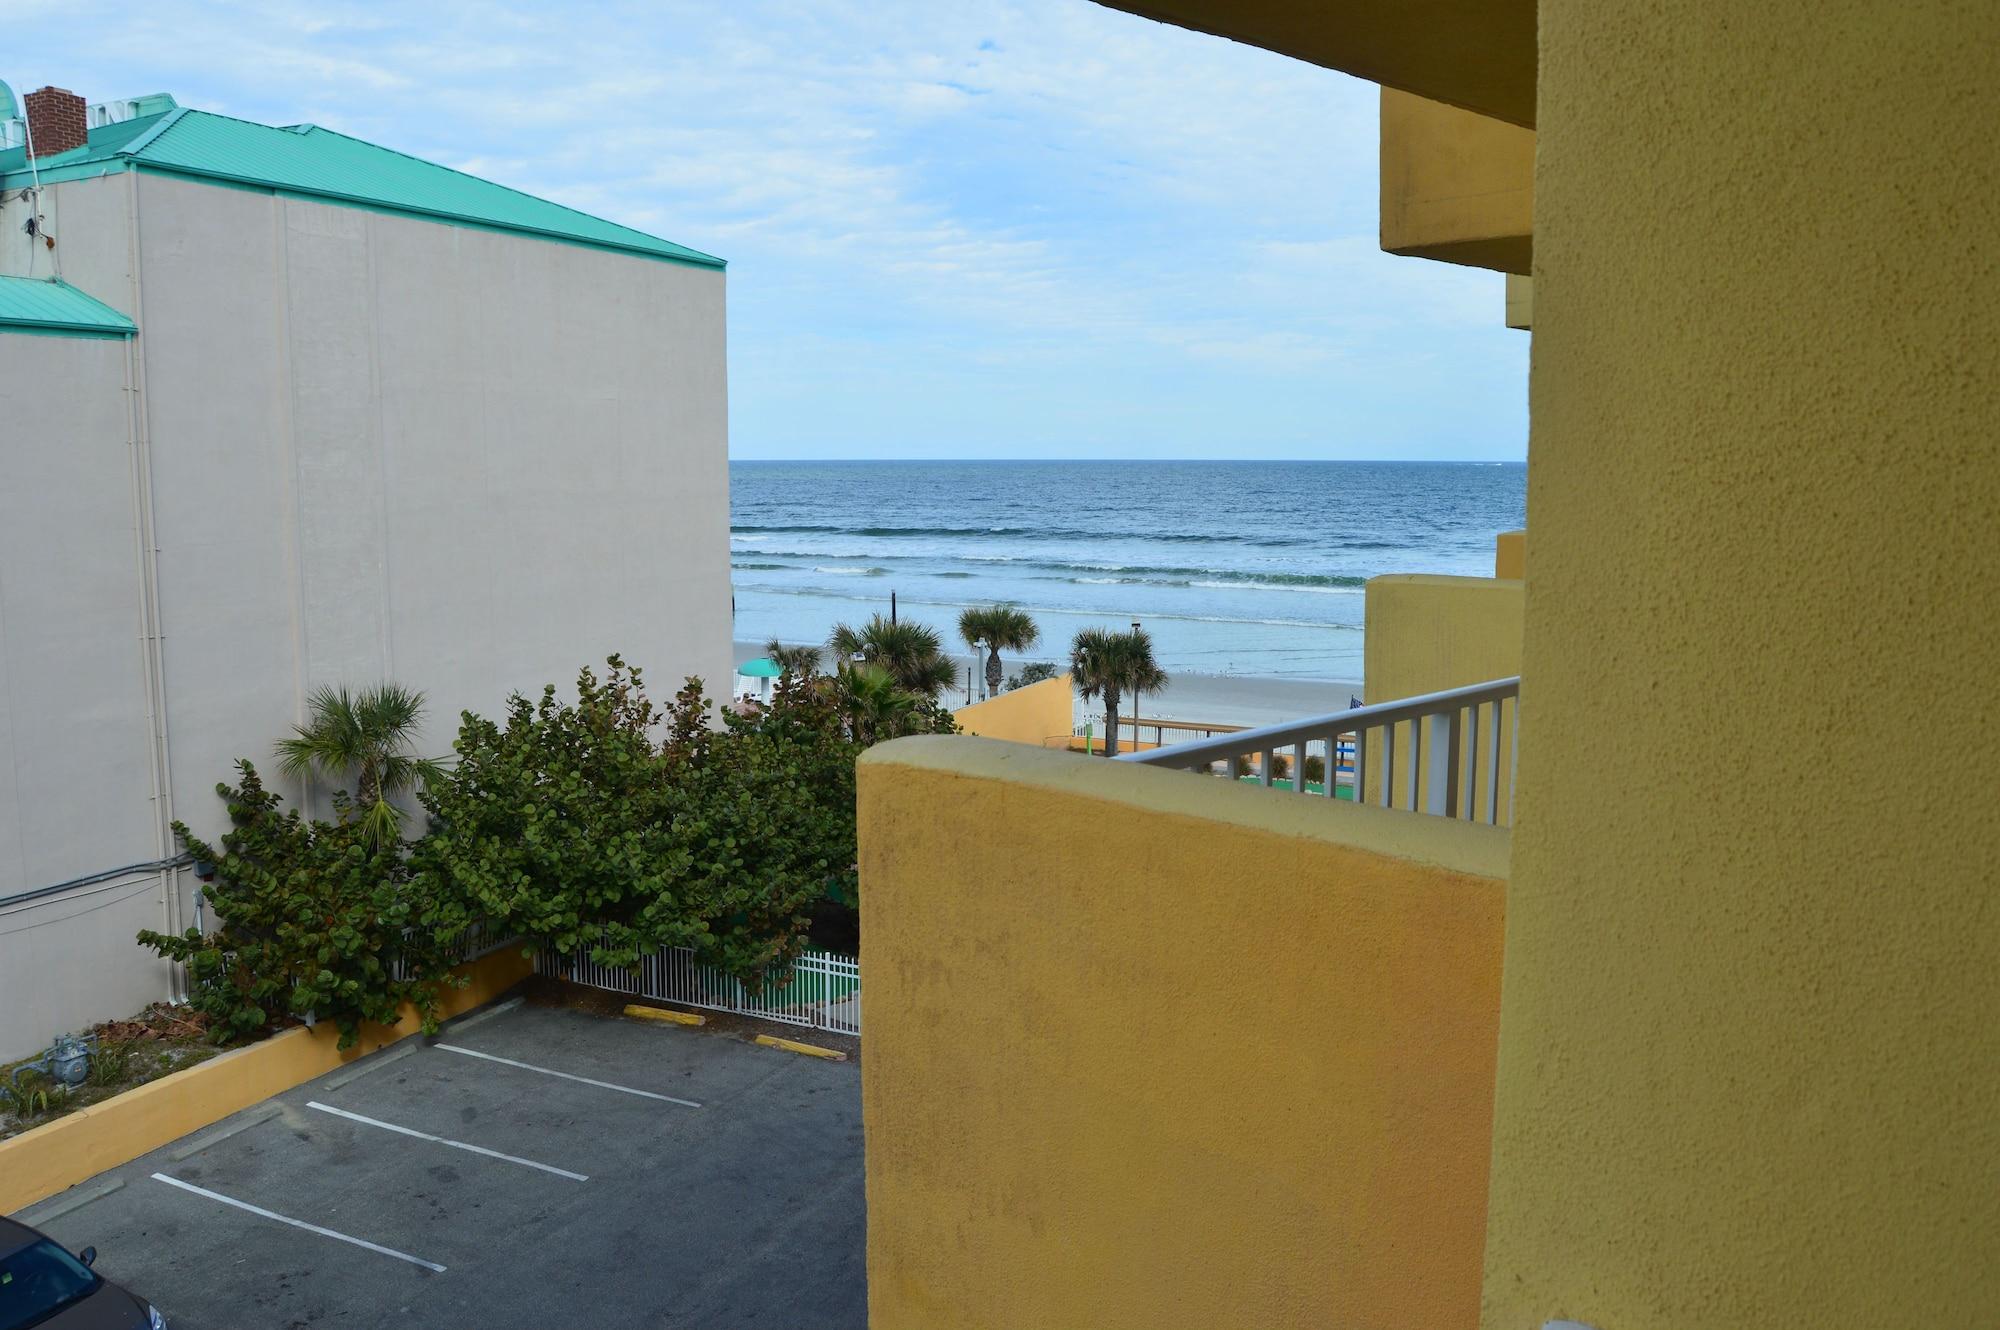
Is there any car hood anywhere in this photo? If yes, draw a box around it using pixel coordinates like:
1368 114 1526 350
38 1280 148 1330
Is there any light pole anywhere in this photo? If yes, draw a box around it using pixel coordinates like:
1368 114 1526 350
1131 620 1142 751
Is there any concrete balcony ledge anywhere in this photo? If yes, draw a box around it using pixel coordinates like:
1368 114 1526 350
857 735 1508 1330
861 733 1509 880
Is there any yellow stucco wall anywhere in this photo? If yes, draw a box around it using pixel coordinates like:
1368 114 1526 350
1492 528 1525 578
1380 89 1534 275
0 948 532 1214
859 737 1508 1330
952 673 1073 746
1481 2 2000 1326
1364 573 1523 824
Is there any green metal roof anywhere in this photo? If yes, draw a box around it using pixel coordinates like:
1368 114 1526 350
0 105 724 270
0 276 136 338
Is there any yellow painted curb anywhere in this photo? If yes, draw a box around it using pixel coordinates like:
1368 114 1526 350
754 1033 847 1061
624 1004 704 1027
0 948 533 1215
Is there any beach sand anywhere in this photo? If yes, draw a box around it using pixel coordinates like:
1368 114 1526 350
734 640 1360 732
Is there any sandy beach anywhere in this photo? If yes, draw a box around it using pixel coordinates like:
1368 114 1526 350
734 640 1361 732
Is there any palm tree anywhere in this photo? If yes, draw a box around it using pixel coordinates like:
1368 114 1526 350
958 605 1040 701
837 663 918 745
1069 627 1168 758
827 615 955 698
275 683 445 847
764 639 823 678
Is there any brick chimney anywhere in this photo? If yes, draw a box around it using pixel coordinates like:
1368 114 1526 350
24 86 88 158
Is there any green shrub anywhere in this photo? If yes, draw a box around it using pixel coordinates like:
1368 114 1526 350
1005 662 1059 691
1234 753 1289 780
414 658 901 983
138 763 461 1050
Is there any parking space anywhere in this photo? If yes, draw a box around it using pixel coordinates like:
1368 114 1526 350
11 999 865 1329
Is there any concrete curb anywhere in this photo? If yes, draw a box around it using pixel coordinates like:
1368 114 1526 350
0 950 532 1216
754 1034 847 1061
624 1004 705 1027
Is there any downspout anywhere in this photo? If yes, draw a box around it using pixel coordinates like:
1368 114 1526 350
121 170 184 997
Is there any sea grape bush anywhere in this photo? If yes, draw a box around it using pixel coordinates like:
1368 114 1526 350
142 655 948 1045
415 659 941 975
413 660 715 972
138 763 462 1050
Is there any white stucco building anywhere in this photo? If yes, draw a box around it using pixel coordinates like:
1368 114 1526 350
0 85 733 1058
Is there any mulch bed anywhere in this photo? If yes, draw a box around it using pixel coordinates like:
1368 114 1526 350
0 1003 222 1141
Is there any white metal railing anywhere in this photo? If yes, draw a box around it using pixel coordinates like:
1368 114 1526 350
1118 676 1521 825
539 941 860 1036
390 918 519 981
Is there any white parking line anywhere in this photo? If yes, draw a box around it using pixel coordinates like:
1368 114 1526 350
433 1043 702 1108
151 1173 446 1273
306 1101 589 1181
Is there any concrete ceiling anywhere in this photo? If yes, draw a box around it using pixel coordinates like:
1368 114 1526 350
1093 0 1537 128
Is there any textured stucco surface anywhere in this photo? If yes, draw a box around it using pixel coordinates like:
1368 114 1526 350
952 673 1073 746
860 737 1507 1330
0 331 176 1053
1379 89 1534 276
1481 2 2000 1326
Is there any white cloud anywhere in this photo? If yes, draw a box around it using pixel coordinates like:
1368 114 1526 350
9 0 1526 458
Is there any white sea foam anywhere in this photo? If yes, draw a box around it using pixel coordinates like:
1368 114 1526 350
1190 579 1365 596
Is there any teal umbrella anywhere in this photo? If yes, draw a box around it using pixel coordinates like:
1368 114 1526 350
737 657 784 679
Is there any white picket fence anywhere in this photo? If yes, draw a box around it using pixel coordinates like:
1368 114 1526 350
538 942 861 1037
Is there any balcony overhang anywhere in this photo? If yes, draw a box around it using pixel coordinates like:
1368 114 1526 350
1092 0 1537 128
1380 89 1534 276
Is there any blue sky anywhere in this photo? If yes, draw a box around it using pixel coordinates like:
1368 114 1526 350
10 1 1527 460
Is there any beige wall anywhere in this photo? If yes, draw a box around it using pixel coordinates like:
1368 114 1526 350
860 737 1509 1330
0 331 178 1057
0 171 731 1058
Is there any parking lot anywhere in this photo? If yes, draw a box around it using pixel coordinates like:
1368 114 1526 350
11 997 865 1328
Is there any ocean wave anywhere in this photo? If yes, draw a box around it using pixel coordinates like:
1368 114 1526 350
732 522 1279 546
1190 579 1363 596
733 554 1369 590
1054 569 1363 592
737 584 1355 632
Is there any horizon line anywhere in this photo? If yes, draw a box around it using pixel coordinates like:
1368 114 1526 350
726 456 1527 464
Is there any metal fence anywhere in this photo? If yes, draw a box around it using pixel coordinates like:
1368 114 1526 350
538 942 861 1037
390 918 520 981
1120 676 1522 826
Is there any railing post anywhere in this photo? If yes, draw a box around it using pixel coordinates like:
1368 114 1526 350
1421 709 1462 817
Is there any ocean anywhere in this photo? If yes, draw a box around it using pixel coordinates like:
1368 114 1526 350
729 460 1525 683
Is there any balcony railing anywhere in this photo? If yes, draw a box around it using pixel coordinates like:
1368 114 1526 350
1117 676 1521 825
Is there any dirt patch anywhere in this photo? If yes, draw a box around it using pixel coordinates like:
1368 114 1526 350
1 1003 222 1140
518 974 861 1064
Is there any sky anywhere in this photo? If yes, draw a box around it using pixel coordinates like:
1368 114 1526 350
8 1 1528 461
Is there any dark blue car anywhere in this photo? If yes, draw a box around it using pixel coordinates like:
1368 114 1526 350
0 1216 162 1330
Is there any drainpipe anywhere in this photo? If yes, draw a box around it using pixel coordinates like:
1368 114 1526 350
122 171 183 998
